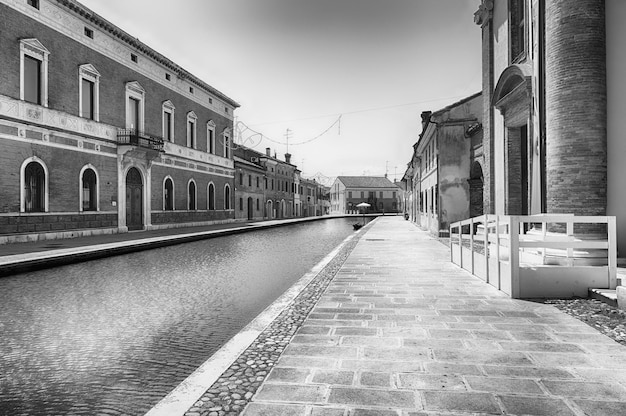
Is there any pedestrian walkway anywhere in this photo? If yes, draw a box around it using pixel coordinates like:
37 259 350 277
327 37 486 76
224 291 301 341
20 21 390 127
241 216 626 416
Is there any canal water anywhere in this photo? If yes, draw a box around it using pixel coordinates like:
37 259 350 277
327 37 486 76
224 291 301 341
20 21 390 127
0 218 366 416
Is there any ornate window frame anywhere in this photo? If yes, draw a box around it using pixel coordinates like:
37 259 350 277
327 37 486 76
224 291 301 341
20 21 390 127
78 64 100 121
20 156 49 213
188 178 197 210
162 100 175 141
224 183 231 210
163 176 175 211
125 81 145 131
207 120 216 154
187 111 197 148
79 164 99 211
207 182 215 210
222 128 231 158
20 38 49 107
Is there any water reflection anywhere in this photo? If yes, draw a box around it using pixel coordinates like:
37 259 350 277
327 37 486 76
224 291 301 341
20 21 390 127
0 218 366 415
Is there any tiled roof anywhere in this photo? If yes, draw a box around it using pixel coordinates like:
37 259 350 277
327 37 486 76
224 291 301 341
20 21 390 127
337 176 396 189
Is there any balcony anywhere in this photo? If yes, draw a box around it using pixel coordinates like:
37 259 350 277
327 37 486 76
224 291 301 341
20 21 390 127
117 129 164 162
117 129 165 152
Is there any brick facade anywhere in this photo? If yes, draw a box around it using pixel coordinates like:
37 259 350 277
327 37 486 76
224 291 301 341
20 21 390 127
545 0 607 216
0 0 238 243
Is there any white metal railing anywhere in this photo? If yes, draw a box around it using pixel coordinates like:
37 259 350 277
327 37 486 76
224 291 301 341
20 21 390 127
449 214 617 298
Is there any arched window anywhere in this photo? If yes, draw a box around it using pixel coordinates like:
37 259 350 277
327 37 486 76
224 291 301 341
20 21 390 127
81 167 98 211
208 183 215 210
164 177 174 211
224 184 231 210
188 180 197 210
23 161 46 212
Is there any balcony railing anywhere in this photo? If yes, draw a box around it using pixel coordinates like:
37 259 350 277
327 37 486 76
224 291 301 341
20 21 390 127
117 129 164 152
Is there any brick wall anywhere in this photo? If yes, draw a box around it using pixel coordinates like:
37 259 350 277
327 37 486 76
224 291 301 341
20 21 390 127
0 4 233 155
545 0 607 216
0 213 117 235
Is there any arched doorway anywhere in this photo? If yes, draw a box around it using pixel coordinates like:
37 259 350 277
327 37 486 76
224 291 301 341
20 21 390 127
469 161 484 218
266 200 273 219
247 197 253 220
126 167 143 230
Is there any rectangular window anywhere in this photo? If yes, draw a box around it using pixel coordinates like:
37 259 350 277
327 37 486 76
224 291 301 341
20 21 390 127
188 120 196 148
248 175 252 187
81 78 95 120
208 128 215 153
239 172 243 185
165 73 171 81
189 86 194 94
129 97 140 131
84 27 94 38
164 111 172 140
256 177 260 188
23 55 41 105
131 53 138 63
239 197 243 211
360 191 364 199
510 0 525 62
380 191 384 199
27 0 39 9
348 191 352 199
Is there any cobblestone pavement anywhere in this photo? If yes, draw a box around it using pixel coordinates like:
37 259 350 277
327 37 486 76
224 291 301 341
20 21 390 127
182 221 368 416
234 216 626 416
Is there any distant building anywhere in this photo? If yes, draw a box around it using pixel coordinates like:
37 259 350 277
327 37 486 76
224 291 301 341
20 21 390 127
404 93 483 236
0 0 238 243
233 155 265 221
330 176 400 214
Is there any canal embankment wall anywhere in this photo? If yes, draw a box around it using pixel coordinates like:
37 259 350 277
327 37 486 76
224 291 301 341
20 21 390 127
0 214 388 276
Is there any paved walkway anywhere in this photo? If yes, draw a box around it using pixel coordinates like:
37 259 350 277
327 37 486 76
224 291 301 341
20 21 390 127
241 216 626 416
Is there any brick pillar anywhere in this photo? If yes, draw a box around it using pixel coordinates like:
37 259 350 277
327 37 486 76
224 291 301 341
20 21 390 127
545 0 606 216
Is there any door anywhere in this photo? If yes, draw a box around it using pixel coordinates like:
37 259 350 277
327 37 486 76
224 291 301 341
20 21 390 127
126 168 143 230
247 197 253 220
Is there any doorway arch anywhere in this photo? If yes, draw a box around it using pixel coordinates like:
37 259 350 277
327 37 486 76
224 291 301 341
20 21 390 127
469 161 484 218
126 167 143 230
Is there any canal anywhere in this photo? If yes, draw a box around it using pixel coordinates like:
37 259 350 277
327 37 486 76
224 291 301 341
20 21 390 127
0 217 365 416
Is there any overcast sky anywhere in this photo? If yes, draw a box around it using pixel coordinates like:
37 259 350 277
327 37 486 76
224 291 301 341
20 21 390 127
78 0 482 185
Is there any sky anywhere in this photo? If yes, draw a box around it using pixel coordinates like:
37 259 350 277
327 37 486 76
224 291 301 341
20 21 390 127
78 0 483 186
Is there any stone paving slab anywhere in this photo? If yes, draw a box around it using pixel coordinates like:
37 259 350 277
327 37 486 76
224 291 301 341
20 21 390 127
241 216 626 416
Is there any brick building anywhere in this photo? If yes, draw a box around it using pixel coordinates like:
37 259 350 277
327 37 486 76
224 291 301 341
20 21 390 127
474 0 626 254
403 93 483 236
0 0 239 243
330 176 400 214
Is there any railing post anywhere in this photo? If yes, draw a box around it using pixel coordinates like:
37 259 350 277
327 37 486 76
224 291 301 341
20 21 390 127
510 216 520 298
459 221 463 269
566 220 574 267
608 216 617 289
470 217 474 274
484 214 489 284
495 215 501 290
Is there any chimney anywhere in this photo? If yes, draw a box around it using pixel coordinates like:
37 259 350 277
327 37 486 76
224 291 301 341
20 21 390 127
285 153 291 164
420 111 432 130
266 147 271 157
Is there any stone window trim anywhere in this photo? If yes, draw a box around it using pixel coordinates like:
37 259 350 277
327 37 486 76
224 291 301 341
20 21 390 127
78 64 100 121
207 120 216 154
187 111 197 148
187 178 197 211
125 81 145 131
78 164 99 212
20 156 49 213
207 182 216 210
20 38 49 107
222 128 231 159
162 100 175 141
163 175 175 211
224 183 231 210
509 0 527 64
